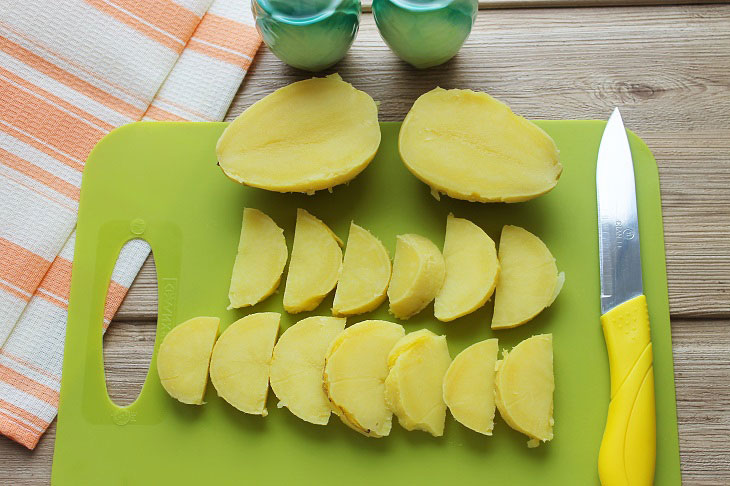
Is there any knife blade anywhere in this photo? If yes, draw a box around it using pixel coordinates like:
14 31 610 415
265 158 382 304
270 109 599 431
596 108 656 486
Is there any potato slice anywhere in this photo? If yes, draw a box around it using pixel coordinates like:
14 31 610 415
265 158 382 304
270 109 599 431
435 214 499 321
228 208 288 309
387 234 445 319
442 339 499 435
385 329 452 436
270 316 346 425
399 87 562 202
495 334 554 447
216 74 381 193
209 312 280 415
332 222 392 316
283 209 343 313
492 225 563 329
156 316 219 405
323 320 405 437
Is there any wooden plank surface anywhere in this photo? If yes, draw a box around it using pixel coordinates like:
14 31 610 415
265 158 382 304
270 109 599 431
2 4 729 485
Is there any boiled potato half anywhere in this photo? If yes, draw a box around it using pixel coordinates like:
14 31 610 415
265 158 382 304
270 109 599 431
209 312 280 416
156 316 219 405
387 234 445 319
399 87 562 202
323 320 405 437
435 214 499 321
385 329 452 436
283 209 343 314
228 208 288 309
216 74 381 193
270 316 346 425
495 334 554 447
332 222 392 316
492 225 564 329
442 339 499 436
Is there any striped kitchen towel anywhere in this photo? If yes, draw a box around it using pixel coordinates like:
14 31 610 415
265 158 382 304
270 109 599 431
0 0 261 449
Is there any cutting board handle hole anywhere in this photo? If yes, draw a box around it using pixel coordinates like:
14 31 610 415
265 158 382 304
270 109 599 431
102 238 156 407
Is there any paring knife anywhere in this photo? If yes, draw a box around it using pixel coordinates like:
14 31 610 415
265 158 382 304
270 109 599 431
596 108 656 486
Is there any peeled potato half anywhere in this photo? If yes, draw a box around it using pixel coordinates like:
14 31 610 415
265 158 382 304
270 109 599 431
156 316 219 405
387 234 445 319
399 88 562 202
442 339 498 435
216 74 381 193
385 329 452 436
332 222 391 316
209 312 280 416
228 208 288 309
435 214 499 321
270 316 346 425
495 334 554 447
323 320 405 437
283 209 343 314
492 225 564 329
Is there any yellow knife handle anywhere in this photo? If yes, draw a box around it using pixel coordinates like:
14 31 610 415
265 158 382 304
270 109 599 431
598 295 656 486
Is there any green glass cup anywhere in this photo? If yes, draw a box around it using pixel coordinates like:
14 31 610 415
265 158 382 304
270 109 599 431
252 0 361 72
372 0 478 69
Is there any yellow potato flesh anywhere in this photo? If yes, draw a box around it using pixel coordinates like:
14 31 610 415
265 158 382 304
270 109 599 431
385 329 452 436
216 74 381 193
209 312 280 415
492 225 561 329
323 320 405 437
283 209 343 313
442 339 498 435
435 214 499 321
387 234 445 319
399 88 562 202
495 334 554 446
332 223 392 316
270 316 346 425
228 208 288 309
156 316 219 405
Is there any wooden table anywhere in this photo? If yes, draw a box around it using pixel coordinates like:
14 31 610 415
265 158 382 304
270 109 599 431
2 4 729 485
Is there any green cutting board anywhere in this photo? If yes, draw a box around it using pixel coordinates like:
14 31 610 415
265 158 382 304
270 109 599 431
52 121 681 485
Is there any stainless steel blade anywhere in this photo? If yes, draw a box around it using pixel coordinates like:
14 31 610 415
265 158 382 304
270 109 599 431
597 108 643 314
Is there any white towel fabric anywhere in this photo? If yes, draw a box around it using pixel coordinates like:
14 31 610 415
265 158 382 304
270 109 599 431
0 0 261 449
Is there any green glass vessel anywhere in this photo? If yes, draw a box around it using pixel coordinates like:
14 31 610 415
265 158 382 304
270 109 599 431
252 0 361 72
372 0 478 69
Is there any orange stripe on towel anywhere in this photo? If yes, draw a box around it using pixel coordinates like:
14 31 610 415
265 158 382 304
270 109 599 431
187 38 254 69
84 0 185 53
0 77 107 162
0 35 143 119
106 0 201 43
0 237 51 295
0 66 115 132
0 148 80 201
0 364 59 407
0 411 42 449
0 399 50 430
144 104 188 122
192 14 261 56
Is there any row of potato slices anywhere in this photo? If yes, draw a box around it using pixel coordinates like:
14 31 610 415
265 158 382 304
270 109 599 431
157 314 554 446
231 207 564 328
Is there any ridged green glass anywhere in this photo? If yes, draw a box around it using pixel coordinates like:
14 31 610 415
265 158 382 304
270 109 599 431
373 0 478 69
253 0 361 72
